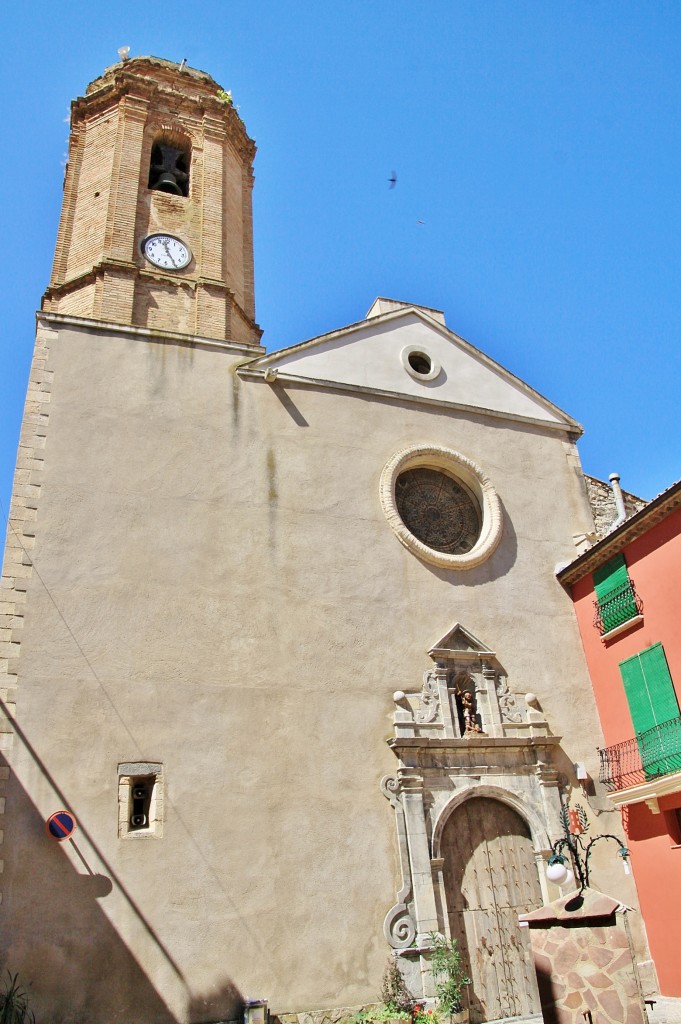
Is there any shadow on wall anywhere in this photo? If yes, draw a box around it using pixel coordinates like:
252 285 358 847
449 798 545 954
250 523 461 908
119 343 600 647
534 960 560 1024
0 752 245 1024
424 495 518 589
0 755 177 1024
187 983 244 1024
624 800 672 842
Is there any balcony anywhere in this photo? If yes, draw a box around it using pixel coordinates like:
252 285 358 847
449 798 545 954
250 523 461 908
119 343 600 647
593 578 643 637
599 716 681 805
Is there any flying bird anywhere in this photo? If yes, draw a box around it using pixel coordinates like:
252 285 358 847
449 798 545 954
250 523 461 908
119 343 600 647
388 171 397 189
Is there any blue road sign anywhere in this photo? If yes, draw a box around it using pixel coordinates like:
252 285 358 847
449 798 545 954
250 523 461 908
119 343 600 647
46 810 77 841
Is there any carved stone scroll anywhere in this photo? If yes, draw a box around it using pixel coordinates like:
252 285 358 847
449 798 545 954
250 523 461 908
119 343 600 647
381 775 417 948
383 902 417 949
414 671 440 725
496 673 522 723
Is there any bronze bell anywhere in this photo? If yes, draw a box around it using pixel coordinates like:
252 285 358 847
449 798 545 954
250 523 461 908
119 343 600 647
154 171 183 196
149 142 190 196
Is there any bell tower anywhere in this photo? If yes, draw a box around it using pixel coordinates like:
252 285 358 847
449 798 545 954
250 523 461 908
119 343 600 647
42 55 261 347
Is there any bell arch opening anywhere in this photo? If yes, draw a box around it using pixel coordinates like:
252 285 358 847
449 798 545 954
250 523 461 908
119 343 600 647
148 132 191 197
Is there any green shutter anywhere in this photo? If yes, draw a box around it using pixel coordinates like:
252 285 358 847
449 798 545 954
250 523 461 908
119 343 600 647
593 554 638 632
620 653 655 735
640 644 679 726
619 644 680 778
594 554 629 596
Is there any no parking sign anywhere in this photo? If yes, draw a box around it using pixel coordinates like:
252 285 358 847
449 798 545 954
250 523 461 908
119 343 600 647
46 810 77 841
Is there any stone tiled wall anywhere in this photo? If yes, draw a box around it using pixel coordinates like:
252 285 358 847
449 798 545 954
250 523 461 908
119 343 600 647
273 1006 365 1024
528 915 645 1024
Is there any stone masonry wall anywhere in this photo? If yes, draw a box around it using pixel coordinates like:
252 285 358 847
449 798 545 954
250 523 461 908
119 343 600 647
0 319 54 910
529 916 644 1024
585 475 648 540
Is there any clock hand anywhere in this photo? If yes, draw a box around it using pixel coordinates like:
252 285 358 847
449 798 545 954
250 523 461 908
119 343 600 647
161 238 179 268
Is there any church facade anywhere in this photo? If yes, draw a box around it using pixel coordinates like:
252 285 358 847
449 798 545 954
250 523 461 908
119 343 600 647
0 57 648 1024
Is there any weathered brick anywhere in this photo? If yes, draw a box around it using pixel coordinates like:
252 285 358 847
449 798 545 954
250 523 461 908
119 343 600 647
43 59 261 346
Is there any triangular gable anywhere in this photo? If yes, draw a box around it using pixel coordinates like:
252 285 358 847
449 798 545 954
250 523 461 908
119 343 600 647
239 303 582 433
428 623 495 661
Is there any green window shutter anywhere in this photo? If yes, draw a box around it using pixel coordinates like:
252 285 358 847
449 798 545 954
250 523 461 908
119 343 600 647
619 644 680 778
593 553 638 632
594 554 629 597
620 652 655 735
640 644 679 725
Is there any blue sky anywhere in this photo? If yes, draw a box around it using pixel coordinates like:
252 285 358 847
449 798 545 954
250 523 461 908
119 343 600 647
2 1 680 527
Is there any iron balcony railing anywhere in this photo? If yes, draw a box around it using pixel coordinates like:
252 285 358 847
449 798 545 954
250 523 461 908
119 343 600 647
599 715 681 791
593 578 643 635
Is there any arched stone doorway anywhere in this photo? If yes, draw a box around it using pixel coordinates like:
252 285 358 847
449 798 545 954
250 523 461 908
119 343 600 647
441 796 542 1023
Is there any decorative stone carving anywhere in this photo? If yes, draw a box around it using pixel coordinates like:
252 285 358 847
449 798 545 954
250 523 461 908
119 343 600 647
379 446 503 570
395 467 481 555
496 673 522 724
393 624 555 745
382 623 567 992
415 671 440 725
381 776 417 949
383 901 417 950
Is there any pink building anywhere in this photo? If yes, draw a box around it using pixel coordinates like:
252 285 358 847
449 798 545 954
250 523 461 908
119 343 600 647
559 479 681 996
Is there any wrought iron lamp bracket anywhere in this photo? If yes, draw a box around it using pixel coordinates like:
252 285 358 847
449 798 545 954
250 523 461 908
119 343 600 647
550 830 630 892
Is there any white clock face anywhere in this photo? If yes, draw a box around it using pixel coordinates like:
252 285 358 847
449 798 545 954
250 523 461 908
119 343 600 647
142 234 191 271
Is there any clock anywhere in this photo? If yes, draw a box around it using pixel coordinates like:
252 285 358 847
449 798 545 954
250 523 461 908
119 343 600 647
142 234 192 271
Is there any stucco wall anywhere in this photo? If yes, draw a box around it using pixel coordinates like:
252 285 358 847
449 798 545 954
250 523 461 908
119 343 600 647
570 506 681 996
1 319 638 1023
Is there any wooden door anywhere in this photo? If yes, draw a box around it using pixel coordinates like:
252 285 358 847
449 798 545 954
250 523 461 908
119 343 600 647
442 797 542 1023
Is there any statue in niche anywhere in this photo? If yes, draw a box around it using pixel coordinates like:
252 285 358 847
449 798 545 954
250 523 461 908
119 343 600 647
454 685 483 735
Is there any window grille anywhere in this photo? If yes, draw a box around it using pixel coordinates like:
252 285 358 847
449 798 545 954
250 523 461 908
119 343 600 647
592 553 642 634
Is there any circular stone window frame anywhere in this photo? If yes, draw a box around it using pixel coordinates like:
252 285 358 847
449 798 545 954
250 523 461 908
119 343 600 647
400 345 441 382
380 445 503 570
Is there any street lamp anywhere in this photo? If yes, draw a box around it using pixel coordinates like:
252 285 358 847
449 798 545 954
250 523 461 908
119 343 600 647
546 804 630 893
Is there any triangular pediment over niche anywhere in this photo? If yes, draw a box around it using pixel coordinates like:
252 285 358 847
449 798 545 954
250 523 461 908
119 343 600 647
428 623 495 661
238 299 582 433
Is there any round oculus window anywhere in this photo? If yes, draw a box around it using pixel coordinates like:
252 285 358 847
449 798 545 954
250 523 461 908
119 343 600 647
408 351 432 375
400 345 441 382
379 445 503 570
395 467 481 555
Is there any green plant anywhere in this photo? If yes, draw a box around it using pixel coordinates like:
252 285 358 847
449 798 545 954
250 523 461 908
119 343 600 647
216 89 233 105
428 933 471 1015
380 957 413 1015
349 1007 410 1024
412 1006 441 1024
0 973 35 1024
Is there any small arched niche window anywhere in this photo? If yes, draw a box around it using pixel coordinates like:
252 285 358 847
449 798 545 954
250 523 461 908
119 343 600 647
148 133 191 197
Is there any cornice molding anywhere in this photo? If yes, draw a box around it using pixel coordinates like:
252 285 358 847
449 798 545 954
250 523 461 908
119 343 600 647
605 769 681 813
237 368 582 436
388 735 561 753
36 311 265 356
73 62 255 161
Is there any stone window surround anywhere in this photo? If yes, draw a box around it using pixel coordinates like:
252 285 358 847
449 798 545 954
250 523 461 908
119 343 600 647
379 445 503 570
118 761 164 838
400 344 442 382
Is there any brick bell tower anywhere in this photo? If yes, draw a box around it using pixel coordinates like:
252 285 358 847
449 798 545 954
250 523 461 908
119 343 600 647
42 55 261 347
